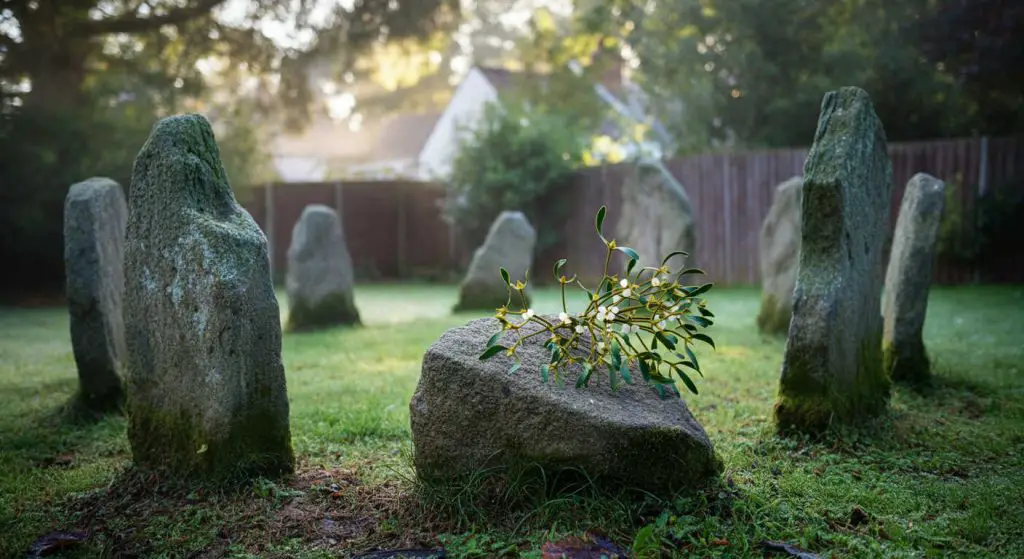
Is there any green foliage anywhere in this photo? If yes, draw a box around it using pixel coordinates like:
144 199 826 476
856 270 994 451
937 175 1024 280
573 0 1019 152
442 100 586 252
2 286 1024 557
479 205 716 397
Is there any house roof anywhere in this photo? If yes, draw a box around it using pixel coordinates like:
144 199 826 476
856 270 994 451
477 66 547 95
373 112 442 161
473 65 674 151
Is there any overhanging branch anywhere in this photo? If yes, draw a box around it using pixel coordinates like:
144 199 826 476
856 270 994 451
72 0 229 37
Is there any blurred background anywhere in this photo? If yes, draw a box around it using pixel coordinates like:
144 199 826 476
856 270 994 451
2 0 1022 297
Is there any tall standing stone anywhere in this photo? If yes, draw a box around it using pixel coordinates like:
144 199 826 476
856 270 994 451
883 173 946 384
454 211 536 311
286 204 360 330
757 176 803 335
64 177 128 415
124 114 293 478
775 87 894 432
615 161 697 272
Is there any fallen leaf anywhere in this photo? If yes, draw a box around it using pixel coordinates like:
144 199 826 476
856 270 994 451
25 531 88 558
352 549 446 559
850 506 870 528
759 540 821 558
541 533 628 558
711 538 730 546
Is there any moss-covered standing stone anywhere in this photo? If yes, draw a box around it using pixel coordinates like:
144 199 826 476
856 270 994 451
775 87 894 433
124 114 293 479
757 176 803 336
454 211 536 312
615 161 698 272
410 317 722 495
285 204 360 331
883 173 946 384
64 177 128 415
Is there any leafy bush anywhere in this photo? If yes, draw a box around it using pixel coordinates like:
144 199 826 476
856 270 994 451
442 100 586 253
937 175 1024 280
480 206 716 398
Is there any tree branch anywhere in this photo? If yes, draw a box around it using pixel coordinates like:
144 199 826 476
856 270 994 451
72 0 229 37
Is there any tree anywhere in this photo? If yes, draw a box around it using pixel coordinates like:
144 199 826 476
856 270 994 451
572 0 1019 152
0 0 458 119
0 0 459 293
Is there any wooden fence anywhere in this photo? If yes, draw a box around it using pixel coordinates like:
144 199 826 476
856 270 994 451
243 181 466 282
244 136 1024 286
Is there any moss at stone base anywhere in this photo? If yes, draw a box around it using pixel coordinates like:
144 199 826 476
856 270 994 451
774 335 891 434
884 340 932 386
127 402 294 482
756 293 790 335
416 427 722 498
287 292 360 332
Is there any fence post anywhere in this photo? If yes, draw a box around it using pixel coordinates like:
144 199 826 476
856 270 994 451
722 155 733 285
264 182 275 276
397 184 408 278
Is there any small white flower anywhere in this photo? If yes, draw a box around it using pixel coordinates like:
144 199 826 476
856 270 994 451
619 278 629 288
575 324 585 333
597 341 606 351
653 314 660 322
612 294 621 303
651 277 661 287
621 323 632 334
610 305 620 314
558 312 570 324
659 320 667 330
670 305 679 313
622 288 632 297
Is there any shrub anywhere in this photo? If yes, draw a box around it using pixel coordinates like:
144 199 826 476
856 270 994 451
479 206 717 398
441 100 586 253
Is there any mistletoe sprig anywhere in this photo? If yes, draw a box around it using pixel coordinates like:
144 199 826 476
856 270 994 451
479 205 716 398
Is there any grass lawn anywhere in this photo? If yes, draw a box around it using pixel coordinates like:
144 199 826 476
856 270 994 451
1 284 1022 558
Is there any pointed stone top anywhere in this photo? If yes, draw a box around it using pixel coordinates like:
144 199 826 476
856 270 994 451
131 113 235 218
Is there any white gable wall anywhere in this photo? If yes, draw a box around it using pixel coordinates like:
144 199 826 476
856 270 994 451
418 67 500 180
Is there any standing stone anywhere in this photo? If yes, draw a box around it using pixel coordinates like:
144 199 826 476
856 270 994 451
883 173 946 384
64 177 128 415
775 87 894 432
616 161 697 272
454 211 536 311
757 177 803 335
286 204 360 330
124 114 293 479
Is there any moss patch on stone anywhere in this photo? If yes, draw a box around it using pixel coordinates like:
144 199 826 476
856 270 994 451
756 293 790 336
883 340 932 386
287 292 360 332
128 401 294 482
775 334 891 434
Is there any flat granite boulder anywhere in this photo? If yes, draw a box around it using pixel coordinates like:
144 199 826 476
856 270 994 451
124 114 293 479
64 177 128 415
883 173 946 384
454 211 536 311
775 87 894 432
616 161 697 272
286 204 360 330
410 317 722 495
757 176 803 335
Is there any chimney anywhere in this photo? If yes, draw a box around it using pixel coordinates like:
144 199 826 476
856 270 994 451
593 44 623 91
